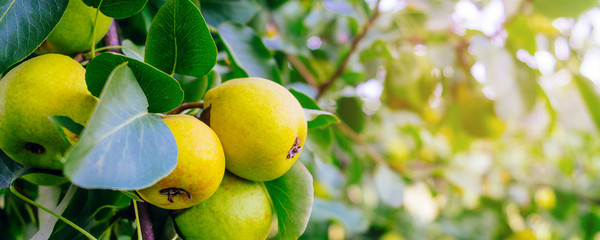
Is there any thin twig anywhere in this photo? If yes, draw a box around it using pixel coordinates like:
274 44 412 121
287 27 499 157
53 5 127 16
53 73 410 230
286 54 319 89
335 122 386 165
104 20 121 53
168 101 204 115
138 202 155 240
317 0 382 99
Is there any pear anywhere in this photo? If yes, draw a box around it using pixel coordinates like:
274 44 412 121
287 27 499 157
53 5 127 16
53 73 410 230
137 115 225 210
36 0 113 55
202 77 307 181
174 172 273 240
0 54 97 169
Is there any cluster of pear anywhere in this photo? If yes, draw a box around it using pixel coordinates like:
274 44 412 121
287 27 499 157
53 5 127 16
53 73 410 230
137 77 307 239
0 1 307 239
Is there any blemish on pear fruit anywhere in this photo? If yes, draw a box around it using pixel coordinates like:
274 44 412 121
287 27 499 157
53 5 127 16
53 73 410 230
24 143 45 154
160 187 192 203
286 137 302 159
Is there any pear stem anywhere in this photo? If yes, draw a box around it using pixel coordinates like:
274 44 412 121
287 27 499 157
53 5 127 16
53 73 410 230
168 101 204 115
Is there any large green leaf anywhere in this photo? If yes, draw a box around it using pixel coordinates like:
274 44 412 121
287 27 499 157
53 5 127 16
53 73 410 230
290 89 340 128
64 63 178 190
218 22 282 83
0 0 68 73
0 149 24 189
200 0 260 27
265 162 314 240
86 52 183 113
290 89 321 110
82 0 147 18
145 0 217 78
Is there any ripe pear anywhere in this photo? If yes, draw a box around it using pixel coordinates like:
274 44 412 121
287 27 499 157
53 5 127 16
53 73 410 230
175 172 273 240
36 0 113 55
137 115 225 210
202 77 307 181
0 54 97 169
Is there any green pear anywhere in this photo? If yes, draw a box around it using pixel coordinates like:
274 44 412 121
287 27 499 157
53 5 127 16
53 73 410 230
137 115 225 210
202 77 307 181
175 172 273 240
36 0 113 55
0 54 98 169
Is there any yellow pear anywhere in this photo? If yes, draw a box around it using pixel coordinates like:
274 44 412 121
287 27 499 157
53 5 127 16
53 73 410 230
202 77 307 181
137 115 225 210
36 0 113 55
0 54 97 169
174 172 273 240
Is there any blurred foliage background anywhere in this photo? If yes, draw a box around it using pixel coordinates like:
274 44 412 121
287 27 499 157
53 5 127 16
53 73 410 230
119 0 600 239
232 0 600 239
4 0 600 239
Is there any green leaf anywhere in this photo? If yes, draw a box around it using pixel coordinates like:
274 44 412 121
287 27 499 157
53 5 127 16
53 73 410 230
20 171 68 186
51 116 84 136
49 116 84 146
575 76 600 131
290 89 321 110
32 185 76 239
533 0 596 18
218 22 282 83
120 191 143 201
336 97 366 133
82 0 147 18
0 149 24 189
289 89 340 128
86 52 183 113
200 0 261 27
177 70 220 102
50 188 132 238
121 39 145 61
264 162 314 240
64 62 178 190
306 127 333 162
505 16 536 54
374 165 404 207
310 198 369 234
305 109 340 129
145 0 217 78
0 0 68 73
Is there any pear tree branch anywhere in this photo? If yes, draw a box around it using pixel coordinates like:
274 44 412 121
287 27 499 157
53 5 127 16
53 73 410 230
104 20 121 53
138 202 155 240
168 101 205 115
286 54 319 89
335 122 386 165
316 0 382 99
